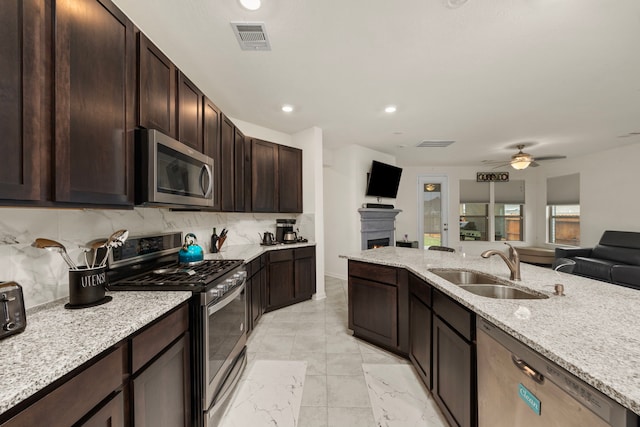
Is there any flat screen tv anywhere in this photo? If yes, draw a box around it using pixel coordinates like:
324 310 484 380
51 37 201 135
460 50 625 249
365 160 403 199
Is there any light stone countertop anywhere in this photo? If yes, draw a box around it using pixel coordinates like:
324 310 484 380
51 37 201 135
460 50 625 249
204 241 316 263
0 291 191 416
341 246 640 416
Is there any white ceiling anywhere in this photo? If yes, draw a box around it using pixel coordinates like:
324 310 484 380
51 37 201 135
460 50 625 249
113 0 640 167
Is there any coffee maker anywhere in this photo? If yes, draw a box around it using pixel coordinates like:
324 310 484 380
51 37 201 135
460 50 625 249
276 219 296 243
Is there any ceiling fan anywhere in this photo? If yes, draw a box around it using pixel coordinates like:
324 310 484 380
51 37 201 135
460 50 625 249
483 144 567 170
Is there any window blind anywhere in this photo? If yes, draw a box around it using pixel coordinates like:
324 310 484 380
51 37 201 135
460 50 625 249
495 180 525 204
546 173 580 205
460 180 489 203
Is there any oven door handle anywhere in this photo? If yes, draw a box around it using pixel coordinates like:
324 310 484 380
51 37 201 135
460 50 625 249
208 282 245 315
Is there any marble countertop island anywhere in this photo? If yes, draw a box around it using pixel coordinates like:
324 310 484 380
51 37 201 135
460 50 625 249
0 291 191 415
342 246 640 416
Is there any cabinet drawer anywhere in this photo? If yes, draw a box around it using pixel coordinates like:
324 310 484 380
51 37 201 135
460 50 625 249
1 346 124 427
433 290 474 342
131 303 189 373
294 246 315 259
409 273 432 307
269 248 294 262
349 261 397 285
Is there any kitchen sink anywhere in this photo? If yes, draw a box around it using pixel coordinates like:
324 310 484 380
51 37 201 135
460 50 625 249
458 284 548 299
429 269 548 300
429 270 497 285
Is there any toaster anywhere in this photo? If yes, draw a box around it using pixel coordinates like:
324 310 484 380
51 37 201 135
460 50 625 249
0 281 27 340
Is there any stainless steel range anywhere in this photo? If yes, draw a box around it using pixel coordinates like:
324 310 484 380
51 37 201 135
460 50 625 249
106 232 247 427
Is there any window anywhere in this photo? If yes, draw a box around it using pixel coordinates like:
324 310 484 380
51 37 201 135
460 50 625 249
494 204 523 241
459 180 489 241
546 174 580 246
548 205 580 245
459 179 525 242
494 180 525 241
460 203 488 241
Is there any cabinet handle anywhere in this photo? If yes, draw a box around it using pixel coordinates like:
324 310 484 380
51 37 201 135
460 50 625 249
201 164 213 198
511 355 545 384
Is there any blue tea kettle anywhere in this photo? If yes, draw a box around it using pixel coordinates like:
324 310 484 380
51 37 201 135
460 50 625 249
179 233 204 264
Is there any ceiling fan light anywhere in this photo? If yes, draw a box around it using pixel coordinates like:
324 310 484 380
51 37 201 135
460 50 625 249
239 0 261 11
511 158 531 170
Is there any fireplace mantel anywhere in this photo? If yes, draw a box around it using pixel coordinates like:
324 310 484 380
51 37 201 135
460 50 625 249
358 208 402 250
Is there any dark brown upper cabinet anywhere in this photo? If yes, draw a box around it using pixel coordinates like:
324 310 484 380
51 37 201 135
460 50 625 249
220 115 235 211
233 127 248 212
177 72 203 152
251 139 278 212
0 0 49 203
203 97 221 211
54 0 135 206
278 145 303 213
137 32 176 138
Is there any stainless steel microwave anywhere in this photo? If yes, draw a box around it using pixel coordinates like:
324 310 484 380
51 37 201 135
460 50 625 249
136 129 214 207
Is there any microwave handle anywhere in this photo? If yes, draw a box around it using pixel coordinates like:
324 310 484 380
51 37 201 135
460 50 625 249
201 164 213 198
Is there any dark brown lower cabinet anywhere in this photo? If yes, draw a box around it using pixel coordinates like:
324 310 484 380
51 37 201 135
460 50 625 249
432 291 476 427
349 276 398 349
266 247 316 312
409 293 432 388
409 273 433 389
80 392 125 427
347 260 408 354
247 255 265 335
132 335 191 427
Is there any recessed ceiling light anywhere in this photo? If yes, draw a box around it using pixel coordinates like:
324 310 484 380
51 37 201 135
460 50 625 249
239 0 261 11
282 105 294 113
384 105 397 113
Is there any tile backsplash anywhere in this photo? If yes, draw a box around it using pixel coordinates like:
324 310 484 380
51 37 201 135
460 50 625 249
0 207 314 308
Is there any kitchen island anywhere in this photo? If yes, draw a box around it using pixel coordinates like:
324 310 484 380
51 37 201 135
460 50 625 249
342 246 640 417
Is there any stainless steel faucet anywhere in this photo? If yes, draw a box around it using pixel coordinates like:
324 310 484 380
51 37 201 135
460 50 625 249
481 243 521 280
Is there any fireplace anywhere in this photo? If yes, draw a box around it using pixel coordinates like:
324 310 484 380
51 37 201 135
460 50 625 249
358 208 402 250
367 238 390 249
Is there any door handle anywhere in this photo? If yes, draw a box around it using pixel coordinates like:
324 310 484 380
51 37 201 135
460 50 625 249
200 164 213 198
511 355 545 384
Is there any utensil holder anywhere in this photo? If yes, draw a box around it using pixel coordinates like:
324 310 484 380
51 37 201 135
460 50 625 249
65 266 111 309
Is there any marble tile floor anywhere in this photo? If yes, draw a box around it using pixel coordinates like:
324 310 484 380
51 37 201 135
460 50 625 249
220 276 449 427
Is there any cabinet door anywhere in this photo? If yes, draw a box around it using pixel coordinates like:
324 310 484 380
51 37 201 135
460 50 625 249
233 128 246 212
80 392 125 427
409 294 432 389
266 250 295 310
137 32 176 138
133 335 191 427
432 315 474 427
0 0 47 202
177 72 203 152
348 276 398 349
203 97 221 211
278 145 302 213
294 247 316 299
220 115 235 211
250 267 263 327
251 139 278 212
54 0 134 206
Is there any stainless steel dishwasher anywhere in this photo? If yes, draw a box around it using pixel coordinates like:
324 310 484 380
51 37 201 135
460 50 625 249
477 318 638 427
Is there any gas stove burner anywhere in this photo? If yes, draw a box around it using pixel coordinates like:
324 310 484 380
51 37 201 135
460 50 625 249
153 267 196 275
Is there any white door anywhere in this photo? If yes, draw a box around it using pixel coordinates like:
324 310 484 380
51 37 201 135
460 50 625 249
417 175 449 249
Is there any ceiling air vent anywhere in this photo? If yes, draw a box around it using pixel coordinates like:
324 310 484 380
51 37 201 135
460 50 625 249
416 140 455 148
231 22 271 51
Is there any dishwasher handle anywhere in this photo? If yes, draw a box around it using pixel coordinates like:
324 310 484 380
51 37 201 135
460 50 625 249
511 355 545 384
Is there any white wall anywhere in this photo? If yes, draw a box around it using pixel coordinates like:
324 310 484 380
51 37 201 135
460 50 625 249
294 127 326 299
533 143 640 247
323 145 396 279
